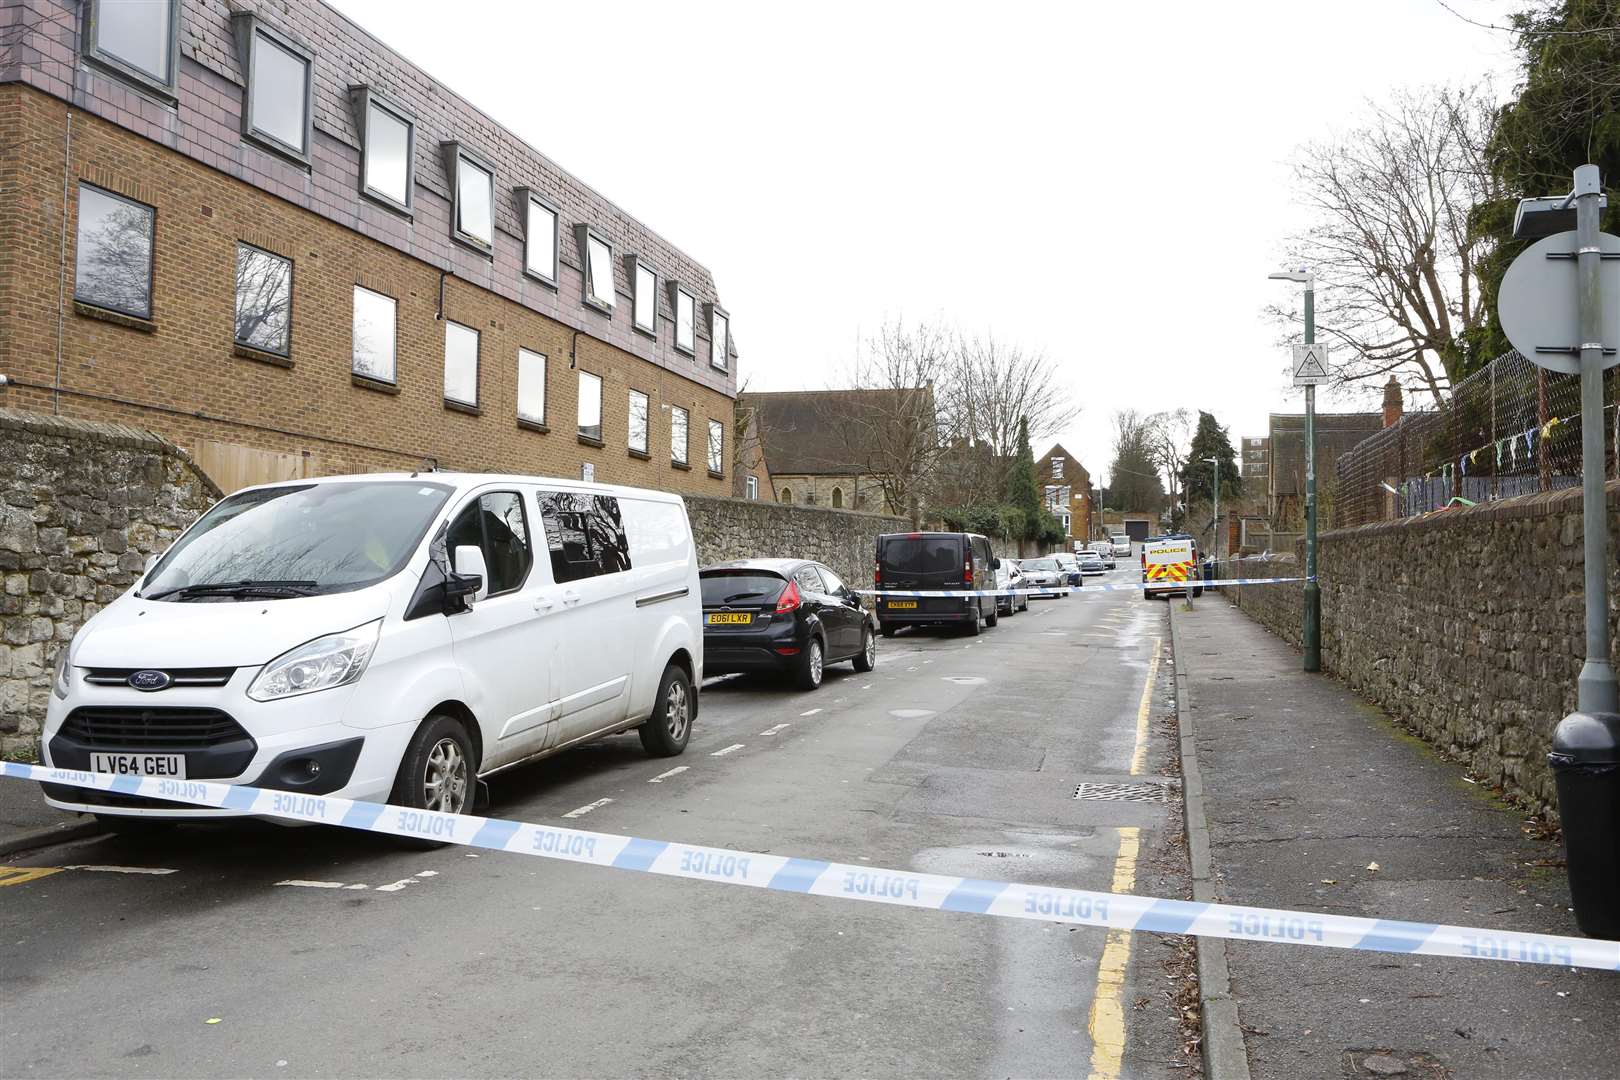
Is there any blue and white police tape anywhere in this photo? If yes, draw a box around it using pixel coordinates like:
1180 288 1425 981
856 576 1312 598
3 761 1613 972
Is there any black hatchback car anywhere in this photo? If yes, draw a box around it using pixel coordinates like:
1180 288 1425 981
700 559 877 690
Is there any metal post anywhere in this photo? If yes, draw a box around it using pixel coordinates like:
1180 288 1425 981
1573 164 1616 714
1303 281 1322 672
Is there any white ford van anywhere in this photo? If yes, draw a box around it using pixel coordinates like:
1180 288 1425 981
39 472 703 830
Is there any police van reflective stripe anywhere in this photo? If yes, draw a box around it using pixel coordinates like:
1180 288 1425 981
1141 535 1199 598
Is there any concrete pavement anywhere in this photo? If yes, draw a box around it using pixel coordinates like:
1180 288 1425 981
0 573 1193 1078
1173 595 1620 1080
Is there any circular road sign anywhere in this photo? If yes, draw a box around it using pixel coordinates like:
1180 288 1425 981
1497 230 1619 374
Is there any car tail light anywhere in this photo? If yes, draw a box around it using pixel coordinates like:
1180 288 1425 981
963 552 974 586
775 580 802 614
874 562 881 587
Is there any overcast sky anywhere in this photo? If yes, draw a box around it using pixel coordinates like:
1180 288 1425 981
329 0 1524 485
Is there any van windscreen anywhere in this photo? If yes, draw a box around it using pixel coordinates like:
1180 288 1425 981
879 536 962 574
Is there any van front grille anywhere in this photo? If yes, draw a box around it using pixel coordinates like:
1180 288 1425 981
59 707 250 749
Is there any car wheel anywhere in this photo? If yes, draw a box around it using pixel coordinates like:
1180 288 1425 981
852 625 877 672
796 636 826 690
389 713 475 847
639 662 693 757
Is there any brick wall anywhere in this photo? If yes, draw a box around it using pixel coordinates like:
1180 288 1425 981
0 85 733 494
0 408 219 757
1216 484 1620 819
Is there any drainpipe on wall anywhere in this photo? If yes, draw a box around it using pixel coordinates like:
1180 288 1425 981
53 109 73 416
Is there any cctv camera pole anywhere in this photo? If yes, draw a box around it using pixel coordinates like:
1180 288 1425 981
1302 279 1321 672
1573 164 1617 714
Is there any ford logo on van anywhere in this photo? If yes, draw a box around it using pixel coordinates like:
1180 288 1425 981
127 670 172 692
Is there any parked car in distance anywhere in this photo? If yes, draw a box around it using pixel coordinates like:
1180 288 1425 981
41 472 703 833
1087 541 1117 570
874 532 1000 637
1053 552 1084 586
1019 557 1068 598
699 559 875 690
1110 536 1131 558
1077 550 1108 575
995 559 1029 616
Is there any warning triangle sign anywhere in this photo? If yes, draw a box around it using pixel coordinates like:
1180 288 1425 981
1292 343 1330 384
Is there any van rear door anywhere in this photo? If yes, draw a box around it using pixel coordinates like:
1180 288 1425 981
877 534 966 616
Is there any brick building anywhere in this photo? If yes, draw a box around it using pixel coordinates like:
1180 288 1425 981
0 0 737 494
1034 443 1095 546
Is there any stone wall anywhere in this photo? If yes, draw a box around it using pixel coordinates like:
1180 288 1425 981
684 495 910 588
1215 482 1620 819
0 409 221 757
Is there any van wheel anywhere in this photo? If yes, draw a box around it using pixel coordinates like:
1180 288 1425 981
985 604 999 628
964 612 981 636
639 663 693 757
853 626 877 673
388 713 474 848
796 637 825 690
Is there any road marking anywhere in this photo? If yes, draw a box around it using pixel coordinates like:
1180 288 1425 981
648 766 689 783
861 684 873 690
63 864 177 875
562 798 614 819
276 879 347 889
800 708 823 716
0 867 63 887
710 744 746 757
760 723 791 736
1087 637 1162 1079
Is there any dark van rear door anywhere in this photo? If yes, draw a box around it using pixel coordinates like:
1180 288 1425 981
877 533 965 615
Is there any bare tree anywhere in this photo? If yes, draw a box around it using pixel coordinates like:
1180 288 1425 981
1107 409 1165 513
1145 409 1195 521
945 332 1082 503
1274 83 1503 407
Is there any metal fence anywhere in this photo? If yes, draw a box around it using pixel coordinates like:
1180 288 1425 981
1330 351 1620 529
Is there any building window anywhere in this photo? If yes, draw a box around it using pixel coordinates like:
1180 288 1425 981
235 16 313 161
671 406 689 465
234 243 292 356
355 88 414 213
74 184 154 320
580 229 615 311
352 285 396 383
780 487 793 505
628 390 649 454
710 308 729 371
1052 456 1064 479
521 191 558 285
577 371 603 442
444 320 479 407
707 419 724 474
633 259 657 334
517 348 546 426
85 0 179 97
831 487 843 509
675 287 696 354
443 144 495 252
746 476 759 500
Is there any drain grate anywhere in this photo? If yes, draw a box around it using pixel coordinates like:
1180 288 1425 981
1072 781 1176 803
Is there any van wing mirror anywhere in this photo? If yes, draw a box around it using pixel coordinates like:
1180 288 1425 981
992 557 1001 570
449 545 489 606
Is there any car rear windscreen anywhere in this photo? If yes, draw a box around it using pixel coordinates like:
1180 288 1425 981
879 536 962 574
700 571 786 605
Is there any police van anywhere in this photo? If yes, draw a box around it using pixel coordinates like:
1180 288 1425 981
40 472 703 833
1141 533 1202 599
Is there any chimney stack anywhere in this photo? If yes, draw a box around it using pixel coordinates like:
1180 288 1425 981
1382 376 1403 428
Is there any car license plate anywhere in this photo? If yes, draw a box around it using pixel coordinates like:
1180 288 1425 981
887 600 918 609
706 612 752 625
90 752 186 779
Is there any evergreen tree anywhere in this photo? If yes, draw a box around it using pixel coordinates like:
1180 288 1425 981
1179 412 1242 504
1006 417 1044 543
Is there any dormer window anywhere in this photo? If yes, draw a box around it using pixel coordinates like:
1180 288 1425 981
631 257 657 334
352 87 415 214
576 226 615 313
708 305 729 372
518 189 559 286
442 142 495 253
673 285 696 354
85 0 179 98
233 15 314 164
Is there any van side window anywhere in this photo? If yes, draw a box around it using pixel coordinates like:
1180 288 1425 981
447 491 533 596
538 491 633 583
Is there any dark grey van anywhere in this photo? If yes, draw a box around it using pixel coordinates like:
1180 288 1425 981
873 532 1000 637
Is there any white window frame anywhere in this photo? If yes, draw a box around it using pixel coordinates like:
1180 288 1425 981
442 142 496 253
351 285 397 383
707 419 725 475
577 370 604 443
519 189 559 287
443 320 480 408
233 15 314 164
85 0 180 98
632 257 657 335
671 406 689 465
517 347 547 427
578 227 616 312
353 87 415 215
1052 457 1064 479
628 389 650 454
745 476 758 500
709 306 729 372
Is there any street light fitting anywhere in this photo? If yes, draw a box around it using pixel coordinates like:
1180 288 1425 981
1268 270 1313 284
1515 167 1607 239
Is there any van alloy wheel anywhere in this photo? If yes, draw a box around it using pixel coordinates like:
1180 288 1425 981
665 678 690 743
424 738 469 814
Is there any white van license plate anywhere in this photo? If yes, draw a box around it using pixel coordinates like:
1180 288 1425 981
91 753 186 779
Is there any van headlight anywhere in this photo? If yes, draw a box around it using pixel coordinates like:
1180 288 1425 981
52 644 73 699
247 621 381 702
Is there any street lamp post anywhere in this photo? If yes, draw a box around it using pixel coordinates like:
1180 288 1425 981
1270 270 1321 672
1205 455 1220 563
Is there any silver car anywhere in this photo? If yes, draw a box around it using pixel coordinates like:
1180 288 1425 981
1019 557 1068 598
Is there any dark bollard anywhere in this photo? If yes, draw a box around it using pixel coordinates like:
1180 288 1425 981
1548 712 1620 939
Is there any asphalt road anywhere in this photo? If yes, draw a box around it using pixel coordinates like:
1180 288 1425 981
0 572 1189 1079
